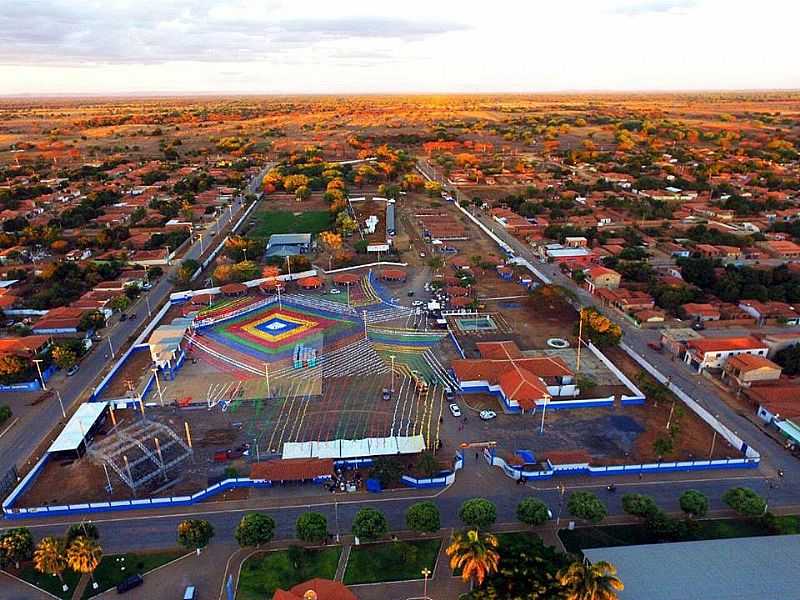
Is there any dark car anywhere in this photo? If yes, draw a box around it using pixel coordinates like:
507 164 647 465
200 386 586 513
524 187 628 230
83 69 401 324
129 313 137 320
117 574 143 593
119 314 128 321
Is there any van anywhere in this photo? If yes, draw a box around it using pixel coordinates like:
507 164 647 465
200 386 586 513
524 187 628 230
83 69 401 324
183 586 197 600
116 574 143 593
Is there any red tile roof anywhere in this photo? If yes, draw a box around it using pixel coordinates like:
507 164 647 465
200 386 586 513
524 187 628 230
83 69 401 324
273 578 357 600
687 336 767 355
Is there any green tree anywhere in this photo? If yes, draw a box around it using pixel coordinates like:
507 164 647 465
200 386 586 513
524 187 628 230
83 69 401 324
296 512 328 544
516 497 551 527
295 185 311 201
235 513 275 548
567 492 607 524
621 494 659 520
0 405 12 426
110 295 130 312
459 498 497 529
369 456 403 487
351 508 388 541
52 345 78 370
558 560 624 600
65 523 99 545
679 490 709 519
405 501 441 534
723 487 767 517
0 527 34 568
176 259 200 284
415 451 440 478
177 519 215 550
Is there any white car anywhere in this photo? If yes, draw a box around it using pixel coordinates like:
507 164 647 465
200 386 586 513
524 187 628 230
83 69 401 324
479 410 497 421
412 300 424 307
449 403 462 418
330 288 341 295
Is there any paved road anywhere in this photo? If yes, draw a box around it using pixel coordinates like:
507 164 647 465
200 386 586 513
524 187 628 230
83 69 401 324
0 166 268 480
416 160 800 481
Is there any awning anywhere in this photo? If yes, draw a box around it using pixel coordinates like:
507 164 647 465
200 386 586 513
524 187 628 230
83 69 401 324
49 402 107 454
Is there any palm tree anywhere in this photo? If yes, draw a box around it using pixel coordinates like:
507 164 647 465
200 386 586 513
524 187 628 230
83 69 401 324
33 537 68 591
66 536 102 588
558 560 624 600
446 529 500 587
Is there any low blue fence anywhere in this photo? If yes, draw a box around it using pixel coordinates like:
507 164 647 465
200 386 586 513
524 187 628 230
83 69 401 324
0 363 57 393
401 453 463 489
447 328 466 358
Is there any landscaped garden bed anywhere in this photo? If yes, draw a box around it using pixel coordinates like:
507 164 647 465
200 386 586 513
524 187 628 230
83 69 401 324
237 546 342 600
343 539 440 585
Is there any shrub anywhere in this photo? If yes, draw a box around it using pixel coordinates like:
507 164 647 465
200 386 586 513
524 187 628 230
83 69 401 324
296 512 328 543
459 498 497 529
405 502 441 534
621 493 659 519
679 490 709 518
723 487 766 517
352 508 388 541
235 513 275 548
516 497 551 526
177 519 215 550
567 492 607 524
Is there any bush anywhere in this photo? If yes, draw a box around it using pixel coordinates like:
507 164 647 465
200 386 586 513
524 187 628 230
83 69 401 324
66 523 99 545
352 508 388 542
235 513 276 548
177 519 215 549
405 502 441 534
0 405 11 426
621 493 659 519
296 512 328 543
458 498 497 529
369 457 403 487
567 492 607 524
679 490 709 518
516 497 551 526
723 487 766 517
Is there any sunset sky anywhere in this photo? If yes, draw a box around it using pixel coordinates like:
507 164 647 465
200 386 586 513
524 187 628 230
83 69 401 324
1 0 798 95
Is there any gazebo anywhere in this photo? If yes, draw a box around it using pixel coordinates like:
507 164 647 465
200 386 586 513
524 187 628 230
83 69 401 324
298 276 323 290
259 279 285 294
333 273 359 287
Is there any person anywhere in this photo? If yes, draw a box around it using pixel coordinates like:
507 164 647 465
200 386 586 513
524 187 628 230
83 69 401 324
475 451 479 461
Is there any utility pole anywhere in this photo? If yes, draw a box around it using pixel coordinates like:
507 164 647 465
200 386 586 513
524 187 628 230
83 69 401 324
421 568 431 600
55 389 66 418
152 368 164 406
145 292 152 317
264 362 271 398
107 336 115 360
32 358 46 391
575 314 584 373
390 355 396 393
539 395 550 434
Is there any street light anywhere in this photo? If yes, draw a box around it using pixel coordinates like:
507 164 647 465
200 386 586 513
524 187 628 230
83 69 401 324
32 358 46 391
390 355 396 393
107 336 115 360
421 568 431 599
55 389 66 418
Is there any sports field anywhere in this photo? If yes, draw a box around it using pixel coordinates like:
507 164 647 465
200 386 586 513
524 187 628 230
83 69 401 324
247 210 332 238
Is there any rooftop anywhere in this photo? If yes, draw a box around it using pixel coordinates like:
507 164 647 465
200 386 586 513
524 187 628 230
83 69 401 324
584 535 800 600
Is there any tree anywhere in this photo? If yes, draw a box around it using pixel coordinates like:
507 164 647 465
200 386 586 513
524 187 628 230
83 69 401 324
65 536 102 585
110 295 130 312
34 537 68 589
0 354 27 380
567 492 607 524
425 181 443 198
557 560 624 600
516 497 551 527
318 231 343 252
679 490 709 519
283 174 309 192
578 308 622 348
177 519 215 550
52 345 77 370
335 211 358 236
774 344 800 376
65 523 99 545
351 508 388 541
0 527 34 568
415 451 440 478
406 501 441 534
176 259 200 284
723 487 767 517
428 256 445 272
235 513 275 548
296 512 328 544
621 494 658 520
447 529 500 587
369 456 403 487
295 185 311 201
459 498 497 529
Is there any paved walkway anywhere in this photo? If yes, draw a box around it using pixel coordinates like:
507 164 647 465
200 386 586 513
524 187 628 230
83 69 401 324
0 572 53 600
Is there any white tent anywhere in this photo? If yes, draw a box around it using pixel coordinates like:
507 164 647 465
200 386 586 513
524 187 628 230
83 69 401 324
281 441 313 460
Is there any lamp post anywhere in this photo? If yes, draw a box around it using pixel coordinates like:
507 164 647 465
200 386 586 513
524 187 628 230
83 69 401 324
145 292 152 317
32 358 46 391
390 355 396 393
107 336 115 360
264 362 271 399
55 389 66 418
539 395 550 434
421 568 431 599
152 368 164 406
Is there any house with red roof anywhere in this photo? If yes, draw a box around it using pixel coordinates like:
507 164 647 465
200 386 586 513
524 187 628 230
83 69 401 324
450 341 575 413
684 336 769 372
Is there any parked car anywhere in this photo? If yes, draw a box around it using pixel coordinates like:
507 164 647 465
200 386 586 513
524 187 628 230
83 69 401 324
449 403 462 417
116 574 144 593
183 585 197 600
330 288 341 295
412 300 423 307
382 388 392 401
66 364 80 377
407 290 414 297
119 314 128 321
129 313 137 320
479 410 497 421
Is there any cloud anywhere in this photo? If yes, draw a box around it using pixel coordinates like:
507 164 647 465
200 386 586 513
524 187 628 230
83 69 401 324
609 0 698 16
0 1 467 65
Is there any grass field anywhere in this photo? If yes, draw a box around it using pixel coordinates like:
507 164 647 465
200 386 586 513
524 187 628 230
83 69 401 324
82 550 186 598
343 539 441 585
247 210 332 238
236 546 341 600
15 564 82 600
